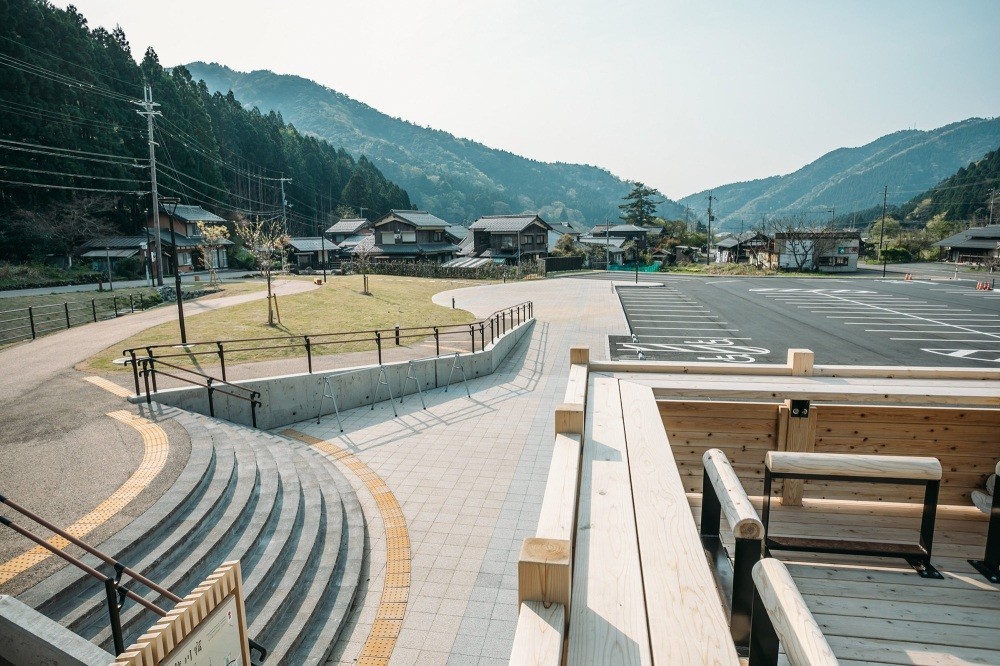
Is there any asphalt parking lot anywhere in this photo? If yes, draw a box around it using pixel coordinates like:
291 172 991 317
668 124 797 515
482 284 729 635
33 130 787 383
607 275 1000 367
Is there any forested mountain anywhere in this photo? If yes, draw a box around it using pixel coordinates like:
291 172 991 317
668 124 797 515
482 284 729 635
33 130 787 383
902 148 1000 223
0 0 410 262
185 62 687 226
678 118 1000 231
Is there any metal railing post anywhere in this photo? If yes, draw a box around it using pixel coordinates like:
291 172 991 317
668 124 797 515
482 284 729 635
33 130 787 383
305 336 313 374
395 324 400 345
251 393 260 428
469 325 475 352
64 302 70 329
104 577 126 656
206 378 215 417
376 330 382 365
129 350 140 396
129 295 135 313
28 307 35 340
113 296 118 318
146 348 158 393
139 294 145 310
217 342 226 381
434 327 440 356
479 323 485 349
141 359 152 404
92 299 98 323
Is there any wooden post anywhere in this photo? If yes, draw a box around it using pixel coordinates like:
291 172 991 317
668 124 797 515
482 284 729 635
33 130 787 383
569 345 590 366
518 537 572 610
780 399 816 506
554 403 584 436
787 349 814 376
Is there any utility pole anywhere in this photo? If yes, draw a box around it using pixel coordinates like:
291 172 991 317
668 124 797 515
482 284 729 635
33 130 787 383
605 216 610 270
829 207 835 228
879 185 888 278
989 189 996 227
135 85 163 286
707 193 715 265
279 176 292 237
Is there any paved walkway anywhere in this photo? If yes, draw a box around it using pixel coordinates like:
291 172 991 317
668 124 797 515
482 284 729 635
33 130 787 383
286 278 625 665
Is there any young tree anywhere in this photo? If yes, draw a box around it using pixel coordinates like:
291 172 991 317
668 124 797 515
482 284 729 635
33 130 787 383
619 182 663 227
552 233 583 257
352 241 379 295
196 222 230 287
234 216 288 325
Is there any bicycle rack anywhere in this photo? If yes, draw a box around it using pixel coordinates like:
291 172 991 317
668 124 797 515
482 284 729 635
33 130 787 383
317 375 344 432
371 365 398 417
445 352 471 398
400 359 427 409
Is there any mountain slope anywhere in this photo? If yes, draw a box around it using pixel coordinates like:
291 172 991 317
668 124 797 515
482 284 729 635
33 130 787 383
678 118 1000 229
185 62 686 225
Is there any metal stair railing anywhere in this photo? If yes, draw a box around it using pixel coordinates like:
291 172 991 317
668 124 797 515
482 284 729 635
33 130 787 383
0 494 268 662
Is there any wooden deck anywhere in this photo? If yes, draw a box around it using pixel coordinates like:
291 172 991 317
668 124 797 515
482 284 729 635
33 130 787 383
689 494 1000 665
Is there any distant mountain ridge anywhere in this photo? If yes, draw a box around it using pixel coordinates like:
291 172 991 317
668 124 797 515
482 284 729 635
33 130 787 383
678 117 1000 230
185 62 687 226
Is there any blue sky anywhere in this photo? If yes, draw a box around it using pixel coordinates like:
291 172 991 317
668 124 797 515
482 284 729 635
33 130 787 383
58 0 1000 199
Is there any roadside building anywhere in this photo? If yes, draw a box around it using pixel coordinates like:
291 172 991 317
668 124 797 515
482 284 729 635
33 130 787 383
353 210 460 262
467 214 552 265
287 237 332 270
934 225 1000 264
143 205 230 273
775 231 861 272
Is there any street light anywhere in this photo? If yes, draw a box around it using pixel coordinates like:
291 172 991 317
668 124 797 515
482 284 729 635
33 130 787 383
159 196 186 344
317 222 327 283
105 246 114 291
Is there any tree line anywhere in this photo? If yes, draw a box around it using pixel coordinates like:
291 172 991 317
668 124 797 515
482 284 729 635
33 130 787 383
0 0 411 264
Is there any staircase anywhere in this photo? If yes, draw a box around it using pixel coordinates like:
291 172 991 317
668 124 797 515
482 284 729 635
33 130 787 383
17 405 365 664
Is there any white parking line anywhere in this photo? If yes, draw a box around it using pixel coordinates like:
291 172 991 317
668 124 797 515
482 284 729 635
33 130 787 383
632 326 739 331
635 335 752 339
891 338 1000 342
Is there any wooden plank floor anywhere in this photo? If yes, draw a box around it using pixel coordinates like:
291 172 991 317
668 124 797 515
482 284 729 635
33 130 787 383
689 495 1000 665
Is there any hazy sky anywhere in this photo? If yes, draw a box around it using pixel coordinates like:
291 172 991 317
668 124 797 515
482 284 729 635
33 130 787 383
57 0 1000 200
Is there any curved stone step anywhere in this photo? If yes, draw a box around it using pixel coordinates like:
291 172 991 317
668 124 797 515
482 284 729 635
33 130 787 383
281 445 367 664
20 410 219 619
59 429 239 639
94 417 268 648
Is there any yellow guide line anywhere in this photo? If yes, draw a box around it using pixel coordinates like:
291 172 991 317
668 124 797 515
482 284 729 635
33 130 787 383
0 410 169 585
84 376 133 398
282 429 410 666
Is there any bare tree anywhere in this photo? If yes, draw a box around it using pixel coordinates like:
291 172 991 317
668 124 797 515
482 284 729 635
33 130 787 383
196 221 230 288
763 218 838 272
352 240 379 295
234 216 288 325
14 196 117 268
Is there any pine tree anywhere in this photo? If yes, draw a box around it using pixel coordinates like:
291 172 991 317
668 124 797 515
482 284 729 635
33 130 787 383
619 182 663 226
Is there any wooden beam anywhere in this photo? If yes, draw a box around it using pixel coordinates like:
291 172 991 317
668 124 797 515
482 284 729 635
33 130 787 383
781 400 816 506
752 559 838 666
510 601 566 666
703 448 764 539
536 433 582 544
564 364 589 408
619 381 739 664
554 403 584 436
767 451 943 481
518 537 572 609
787 349 814 376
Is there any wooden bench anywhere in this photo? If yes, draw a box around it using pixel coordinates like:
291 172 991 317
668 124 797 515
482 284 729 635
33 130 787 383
763 451 944 578
970 459 1000 583
749 558 837 666
566 378 739 664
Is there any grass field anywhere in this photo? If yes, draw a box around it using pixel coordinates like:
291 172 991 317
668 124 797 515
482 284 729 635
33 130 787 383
83 275 485 373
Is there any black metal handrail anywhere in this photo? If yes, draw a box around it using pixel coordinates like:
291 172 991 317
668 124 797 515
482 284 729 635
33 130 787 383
0 495 267 661
127 356 262 427
121 301 534 390
0 294 151 346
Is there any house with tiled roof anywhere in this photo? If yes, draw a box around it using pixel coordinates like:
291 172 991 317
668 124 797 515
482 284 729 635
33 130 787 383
287 237 334 270
934 225 1000 263
142 204 230 272
325 218 372 244
467 214 552 265
356 210 461 262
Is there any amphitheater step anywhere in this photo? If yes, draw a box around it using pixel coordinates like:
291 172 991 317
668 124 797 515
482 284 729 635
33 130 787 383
16 404 366 664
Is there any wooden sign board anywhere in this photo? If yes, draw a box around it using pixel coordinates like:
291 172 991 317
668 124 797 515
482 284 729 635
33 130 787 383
112 561 252 666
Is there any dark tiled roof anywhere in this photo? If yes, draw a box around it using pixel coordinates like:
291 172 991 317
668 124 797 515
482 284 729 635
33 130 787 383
287 237 330 252
79 236 148 250
469 214 551 233
934 225 1000 248
161 205 226 223
608 224 648 233
376 242 459 255
326 218 370 234
382 210 451 229
445 225 469 241
549 224 580 236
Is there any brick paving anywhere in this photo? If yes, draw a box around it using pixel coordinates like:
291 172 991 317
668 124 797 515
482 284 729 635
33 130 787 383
286 277 626 665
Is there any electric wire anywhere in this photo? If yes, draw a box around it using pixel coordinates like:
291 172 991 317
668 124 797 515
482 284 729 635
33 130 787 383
0 177 147 194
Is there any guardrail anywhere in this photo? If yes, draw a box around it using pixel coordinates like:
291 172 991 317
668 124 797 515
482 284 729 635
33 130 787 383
129 356 262 428
121 301 533 393
0 294 152 345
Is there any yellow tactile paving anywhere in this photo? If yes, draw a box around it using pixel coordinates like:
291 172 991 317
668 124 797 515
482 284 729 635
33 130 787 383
0 410 169 585
84 375 133 398
282 429 411 666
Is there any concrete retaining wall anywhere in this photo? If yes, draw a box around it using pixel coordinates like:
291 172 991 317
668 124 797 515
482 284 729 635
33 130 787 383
137 318 535 430
0 595 112 665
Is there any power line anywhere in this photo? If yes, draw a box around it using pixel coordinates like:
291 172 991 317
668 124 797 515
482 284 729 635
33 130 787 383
0 98 144 136
0 52 140 104
0 138 146 164
0 35 144 93
0 164 145 183
0 177 147 194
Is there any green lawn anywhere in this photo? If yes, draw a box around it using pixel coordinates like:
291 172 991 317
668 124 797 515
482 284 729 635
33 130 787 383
83 275 484 373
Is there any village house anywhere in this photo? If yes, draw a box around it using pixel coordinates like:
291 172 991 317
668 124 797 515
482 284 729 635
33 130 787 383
466 214 552 265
